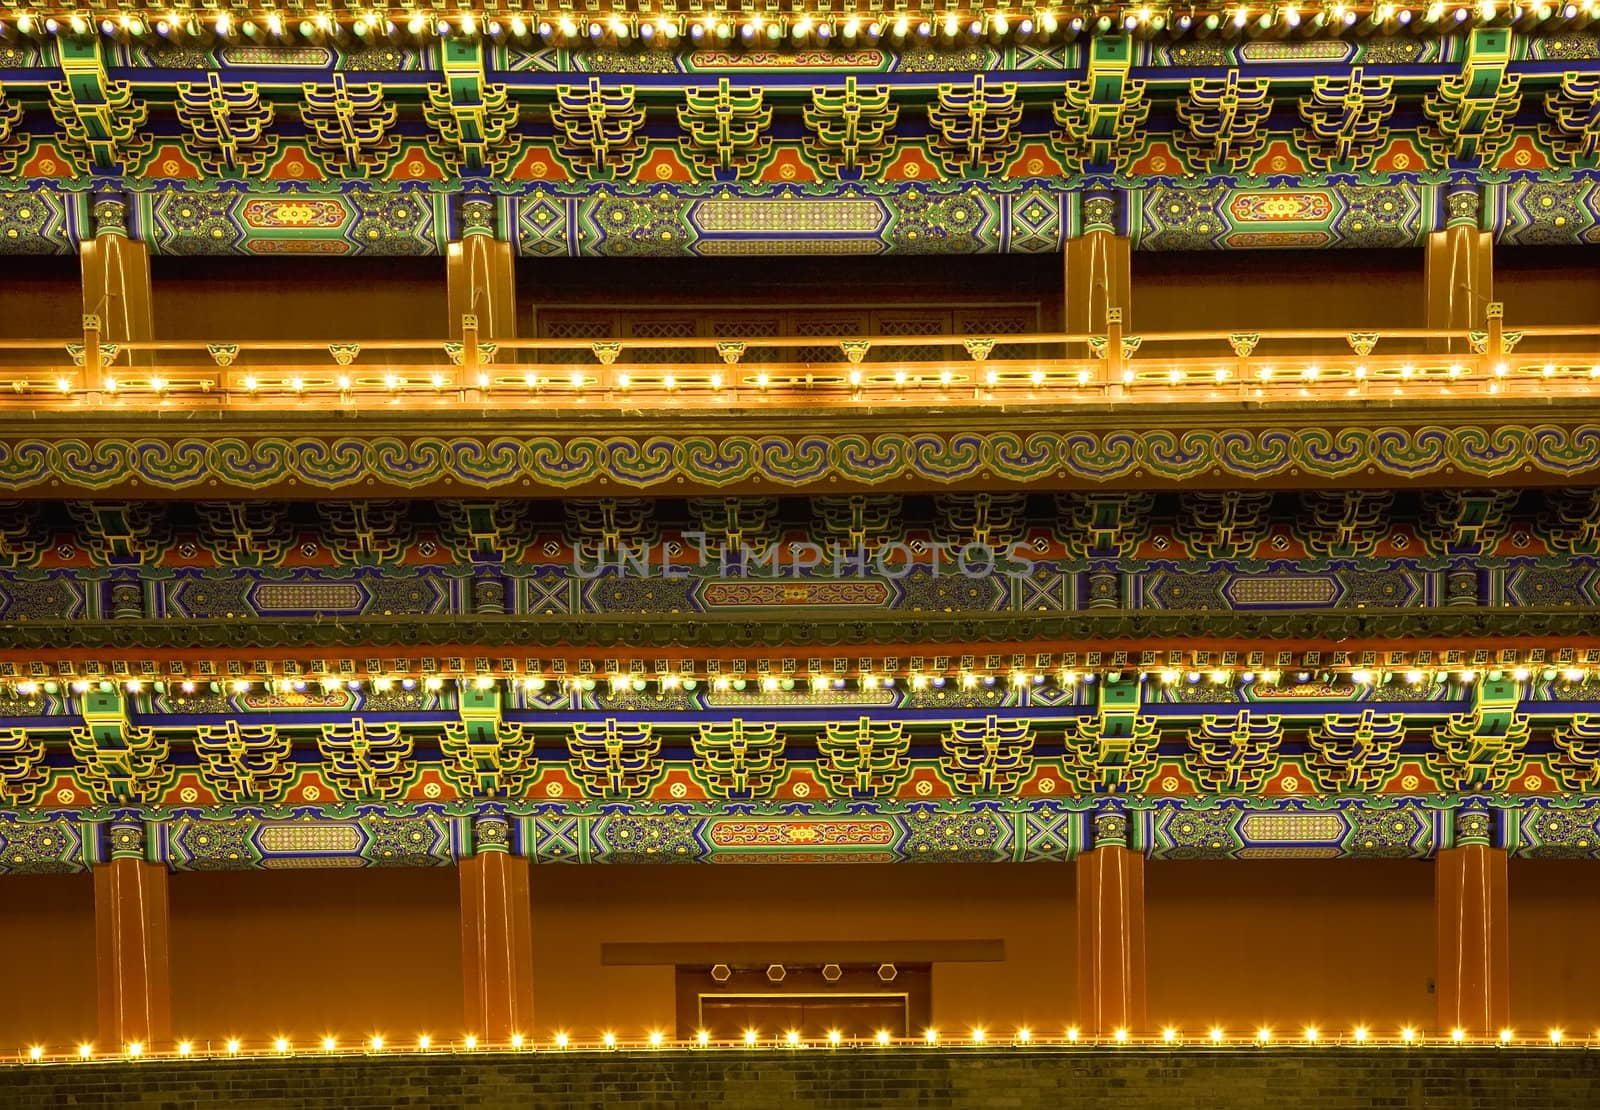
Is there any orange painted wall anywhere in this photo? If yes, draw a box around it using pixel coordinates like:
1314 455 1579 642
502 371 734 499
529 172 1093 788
1509 861 1600 1034
1132 250 1428 333
1145 861 1436 1034
529 863 1076 1041
1495 248 1600 330
0 260 84 340
167 867 462 1046
0 874 97 1050
12 857 1600 1048
150 258 448 340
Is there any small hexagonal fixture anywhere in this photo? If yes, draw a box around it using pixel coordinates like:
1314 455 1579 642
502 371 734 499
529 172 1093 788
821 964 843 983
766 964 787 983
877 963 898 983
711 964 732 983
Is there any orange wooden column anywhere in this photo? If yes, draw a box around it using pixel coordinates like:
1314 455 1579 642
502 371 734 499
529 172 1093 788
460 815 535 1045
94 820 172 1050
1076 811 1147 1038
1436 814 1509 1038
1063 190 1131 348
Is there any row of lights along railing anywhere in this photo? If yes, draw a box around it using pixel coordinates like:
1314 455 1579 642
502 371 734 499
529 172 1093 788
4 3 1592 44
9 1024 1592 1063
5 666 1587 700
1 311 1596 408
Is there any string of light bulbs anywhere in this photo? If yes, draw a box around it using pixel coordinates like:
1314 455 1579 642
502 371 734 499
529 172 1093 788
4 665 1591 702
10 1022 1592 1064
3 1 1592 45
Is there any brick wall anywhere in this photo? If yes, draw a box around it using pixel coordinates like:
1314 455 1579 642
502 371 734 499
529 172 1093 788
2 1048 1596 1110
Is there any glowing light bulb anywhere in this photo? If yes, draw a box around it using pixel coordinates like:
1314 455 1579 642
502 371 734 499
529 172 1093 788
1162 1027 1177 1044
1500 1029 1513 1044
510 1034 525 1049
369 1035 384 1051
274 1038 289 1054
1256 1028 1272 1044
1451 1028 1466 1043
1210 1027 1224 1043
971 1027 986 1044
175 1042 189 1057
1066 1027 1080 1043
697 1030 710 1046
1017 1028 1031 1044
1353 1026 1369 1043
464 1035 478 1050
1550 1029 1563 1044
925 1029 939 1044
787 1030 801 1046
1113 1028 1129 1044
1401 1027 1416 1044
877 1029 891 1045
79 1044 93 1059
745 1029 759 1046
226 1039 240 1055
418 1035 431 1050
1304 1027 1319 1043
28 1046 43 1061
828 1029 842 1045
604 1032 618 1047
322 1037 336 1052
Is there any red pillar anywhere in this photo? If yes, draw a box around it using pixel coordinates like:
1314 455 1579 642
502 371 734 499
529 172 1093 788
1436 842 1509 1037
460 816 534 1044
94 846 172 1050
1076 844 1147 1037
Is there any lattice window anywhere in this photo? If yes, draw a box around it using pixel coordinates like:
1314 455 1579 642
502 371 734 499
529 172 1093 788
539 313 616 365
707 315 784 366
875 311 949 365
956 307 1038 362
626 315 702 364
791 313 870 364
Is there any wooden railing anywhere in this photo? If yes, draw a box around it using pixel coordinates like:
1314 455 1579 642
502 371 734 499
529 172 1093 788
0 304 1595 412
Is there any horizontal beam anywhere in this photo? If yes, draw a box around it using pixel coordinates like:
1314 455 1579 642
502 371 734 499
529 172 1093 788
0 606 1595 654
1 795 1594 872
1 311 1591 412
599 940 1006 965
1 404 1600 495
